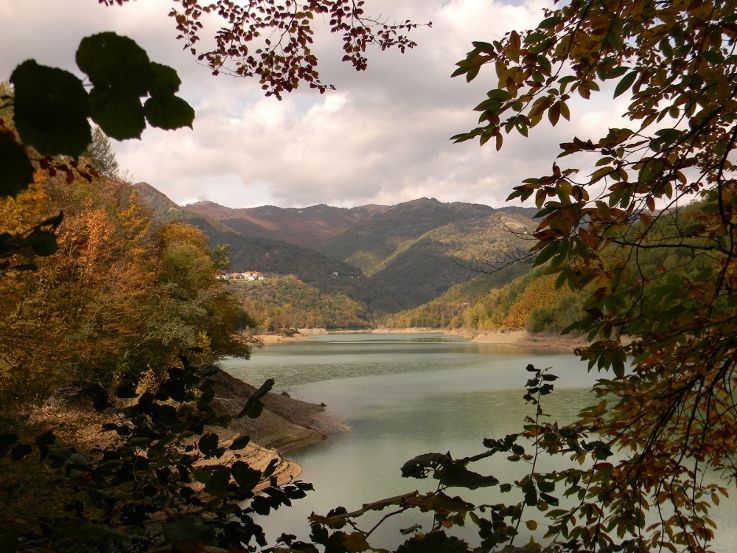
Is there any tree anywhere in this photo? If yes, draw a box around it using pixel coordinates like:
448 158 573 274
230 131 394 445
83 126 120 179
1 4 421 552
376 0 737 551
295 2 737 553
102 0 424 99
0 173 252 401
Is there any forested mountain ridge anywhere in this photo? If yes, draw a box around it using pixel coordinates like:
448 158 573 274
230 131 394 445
319 198 536 271
319 199 538 307
387 201 718 336
185 200 390 249
134 183 539 310
133 183 407 316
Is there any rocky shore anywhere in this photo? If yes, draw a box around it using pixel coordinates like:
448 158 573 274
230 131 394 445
370 327 589 351
447 329 590 350
236 327 590 485
211 370 348 486
256 327 590 352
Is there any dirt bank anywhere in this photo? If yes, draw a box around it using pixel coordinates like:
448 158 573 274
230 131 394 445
256 327 589 351
369 327 588 350
447 329 589 350
253 333 310 345
371 327 445 334
253 328 328 345
211 370 348 485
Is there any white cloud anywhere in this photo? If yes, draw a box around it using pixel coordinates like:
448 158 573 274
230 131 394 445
2 0 631 210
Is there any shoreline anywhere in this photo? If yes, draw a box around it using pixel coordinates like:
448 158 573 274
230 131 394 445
256 327 588 352
239 327 590 485
212 370 349 486
446 329 590 351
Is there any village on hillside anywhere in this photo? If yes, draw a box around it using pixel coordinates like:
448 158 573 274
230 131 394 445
218 271 266 281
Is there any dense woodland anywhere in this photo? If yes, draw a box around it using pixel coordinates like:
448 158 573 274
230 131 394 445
0 172 254 402
133 182 547 331
4 0 737 551
230 276 371 331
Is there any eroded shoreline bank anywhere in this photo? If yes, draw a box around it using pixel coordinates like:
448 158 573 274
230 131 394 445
212 370 348 486
255 328 588 351
240 328 588 481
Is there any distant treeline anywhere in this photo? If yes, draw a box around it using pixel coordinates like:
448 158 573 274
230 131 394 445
229 276 373 331
385 202 717 335
1 175 252 401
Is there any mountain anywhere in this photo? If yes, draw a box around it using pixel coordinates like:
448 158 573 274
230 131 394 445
202 223 407 314
318 198 538 306
320 198 496 268
184 201 389 249
132 183 407 314
132 181 180 216
132 183 539 314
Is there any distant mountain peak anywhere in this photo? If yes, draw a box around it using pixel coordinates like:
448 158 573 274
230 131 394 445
132 182 179 212
186 200 226 208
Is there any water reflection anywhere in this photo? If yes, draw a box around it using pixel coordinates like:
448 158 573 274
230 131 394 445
221 333 736 551
221 333 595 392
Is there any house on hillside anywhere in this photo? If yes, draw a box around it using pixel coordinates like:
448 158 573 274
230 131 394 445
217 271 266 281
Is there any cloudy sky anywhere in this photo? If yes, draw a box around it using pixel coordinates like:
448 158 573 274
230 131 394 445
2 0 626 209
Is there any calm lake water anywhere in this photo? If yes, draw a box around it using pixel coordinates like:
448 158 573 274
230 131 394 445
221 333 735 551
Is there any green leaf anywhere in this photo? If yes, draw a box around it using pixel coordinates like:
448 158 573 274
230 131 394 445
144 95 195 130
230 435 251 450
198 433 219 457
115 379 137 399
423 492 475 513
401 452 452 479
10 60 91 157
62 522 135 542
525 485 538 505
34 431 55 448
534 243 558 266
29 231 58 256
0 433 19 458
232 461 261 490
613 71 637 98
156 404 179 425
540 492 559 505
149 62 182 96
76 32 153 96
10 444 32 461
191 468 211 484
603 65 629 80
205 468 230 496
440 463 499 489
606 31 624 52
47 447 72 467
69 453 89 468
0 133 34 198
89 87 146 140
237 378 275 419
162 516 216 547
196 365 219 377
486 88 512 102
263 457 279 478
539 16 563 29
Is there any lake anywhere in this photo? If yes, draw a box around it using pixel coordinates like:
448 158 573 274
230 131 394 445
221 333 735 551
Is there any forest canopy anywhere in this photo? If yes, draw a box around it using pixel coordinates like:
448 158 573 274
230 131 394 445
4 0 737 552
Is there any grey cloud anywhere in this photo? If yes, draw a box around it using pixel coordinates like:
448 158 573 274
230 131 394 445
4 0 627 210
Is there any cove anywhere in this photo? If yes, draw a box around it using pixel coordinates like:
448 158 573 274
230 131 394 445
221 333 736 551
